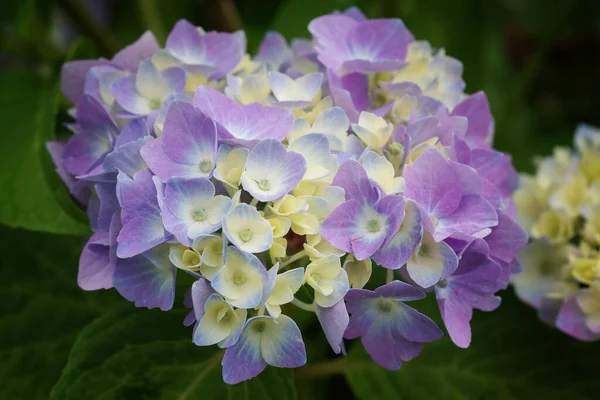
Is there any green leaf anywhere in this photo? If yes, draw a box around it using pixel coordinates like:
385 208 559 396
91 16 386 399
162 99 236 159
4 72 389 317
344 291 600 399
0 227 109 399
51 307 297 399
0 69 90 236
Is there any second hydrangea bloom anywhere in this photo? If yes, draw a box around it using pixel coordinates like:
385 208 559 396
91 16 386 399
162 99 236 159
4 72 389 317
52 6 526 384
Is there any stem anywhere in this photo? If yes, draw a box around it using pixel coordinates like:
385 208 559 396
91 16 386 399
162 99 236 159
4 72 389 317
56 0 119 57
137 0 167 44
291 298 316 312
386 268 394 283
250 198 259 207
279 250 307 269
257 306 266 316
294 357 349 379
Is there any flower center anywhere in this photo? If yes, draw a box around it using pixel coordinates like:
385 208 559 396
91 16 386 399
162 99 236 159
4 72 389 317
239 229 253 242
192 209 207 221
199 160 212 173
367 219 381 233
419 244 430 257
254 320 266 333
182 250 200 266
377 298 394 313
149 98 162 110
258 179 271 191
431 215 439 226
437 279 448 289
388 142 404 157
233 270 247 285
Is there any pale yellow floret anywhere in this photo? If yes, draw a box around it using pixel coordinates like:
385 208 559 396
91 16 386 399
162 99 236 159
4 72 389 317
270 237 288 260
549 172 587 217
579 149 600 181
294 96 333 124
352 111 394 150
343 255 372 289
531 210 574 243
268 216 291 238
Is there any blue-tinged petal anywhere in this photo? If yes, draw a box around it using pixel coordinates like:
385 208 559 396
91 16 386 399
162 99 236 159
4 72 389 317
193 294 235 346
406 230 458 288
373 200 423 269
258 315 307 368
255 31 291 69
113 244 176 311
78 230 112 291
435 195 498 241
116 169 169 258
161 101 218 166
112 75 152 115
222 317 267 384
393 302 443 342
191 277 215 321
63 129 114 176
211 247 268 309
332 160 378 205
403 148 462 219
103 136 152 177
241 139 306 202
374 280 425 301
316 300 349 354
112 31 160 72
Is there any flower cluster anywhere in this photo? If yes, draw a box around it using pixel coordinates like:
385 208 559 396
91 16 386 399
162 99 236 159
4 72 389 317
513 124 600 341
51 7 526 383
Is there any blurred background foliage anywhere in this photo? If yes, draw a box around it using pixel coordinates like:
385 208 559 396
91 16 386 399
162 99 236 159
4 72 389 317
1 0 599 399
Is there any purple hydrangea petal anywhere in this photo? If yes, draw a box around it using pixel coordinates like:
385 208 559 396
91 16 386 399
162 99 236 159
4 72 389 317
115 117 150 147
373 280 426 301
451 92 493 145
256 31 291 69
61 59 110 104
342 19 412 73
112 31 160 72
96 182 119 231
469 148 519 198
103 136 152 177
191 277 215 322
403 148 462 220
484 213 528 264
46 141 90 204
373 200 423 269
113 244 176 311
194 86 293 143
63 129 114 176
162 101 218 165
332 160 378 205
556 297 598 342
116 169 169 258
362 328 423 370
222 318 267 385
316 300 349 354
434 195 498 241
308 15 358 72
407 231 459 288
78 230 112 290
259 315 307 368
112 75 151 115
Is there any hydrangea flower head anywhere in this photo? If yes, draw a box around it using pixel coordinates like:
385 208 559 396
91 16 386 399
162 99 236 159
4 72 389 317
52 8 526 383
513 124 600 341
